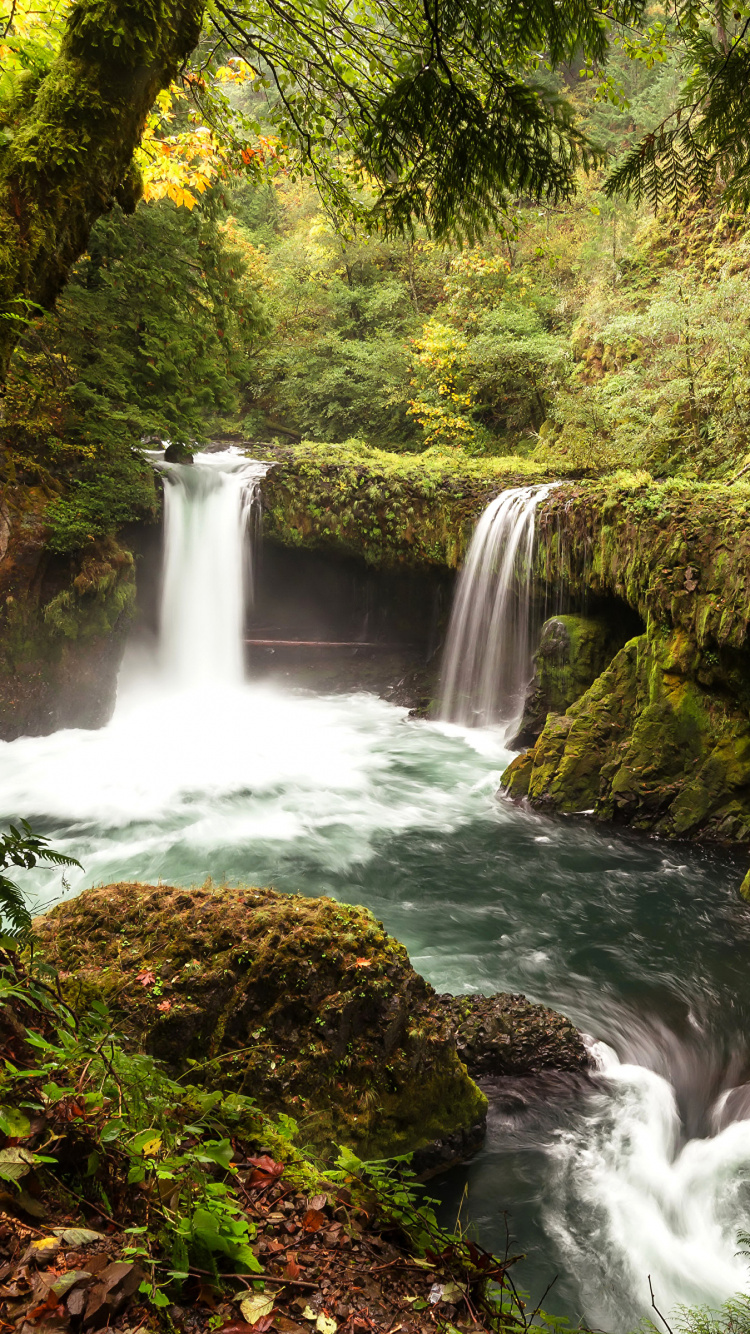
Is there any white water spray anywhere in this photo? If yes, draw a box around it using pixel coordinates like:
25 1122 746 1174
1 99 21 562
440 485 553 733
156 451 267 686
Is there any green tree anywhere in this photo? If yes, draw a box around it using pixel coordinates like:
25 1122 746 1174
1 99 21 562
4 193 263 549
0 0 650 399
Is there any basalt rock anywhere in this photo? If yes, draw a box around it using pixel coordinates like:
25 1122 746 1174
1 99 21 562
0 487 135 739
34 882 589 1167
511 613 625 749
503 628 750 842
440 992 590 1077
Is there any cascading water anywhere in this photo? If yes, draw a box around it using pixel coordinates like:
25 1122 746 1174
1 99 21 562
440 484 553 733
0 455 749 1329
157 451 267 686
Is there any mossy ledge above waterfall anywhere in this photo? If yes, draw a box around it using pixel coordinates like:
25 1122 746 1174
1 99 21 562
33 881 589 1166
258 441 555 568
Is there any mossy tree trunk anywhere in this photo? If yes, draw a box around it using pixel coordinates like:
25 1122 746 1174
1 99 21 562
0 0 204 393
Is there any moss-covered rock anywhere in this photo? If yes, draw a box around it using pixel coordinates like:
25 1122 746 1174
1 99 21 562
512 613 626 747
0 486 135 738
503 629 750 841
258 442 553 569
35 882 488 1164
35 882 591 1167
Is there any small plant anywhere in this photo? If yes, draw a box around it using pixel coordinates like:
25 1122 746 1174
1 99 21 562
0 821 81 944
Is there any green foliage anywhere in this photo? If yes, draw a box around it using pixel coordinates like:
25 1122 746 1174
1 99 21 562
4 194 265 550
0 821 80 944
0 957 264 1279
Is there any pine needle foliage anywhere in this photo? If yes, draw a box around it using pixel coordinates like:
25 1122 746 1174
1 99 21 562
205 0 647 241
605 4 750 209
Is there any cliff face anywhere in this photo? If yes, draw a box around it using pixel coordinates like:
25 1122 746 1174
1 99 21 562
258 451 750 845
0 485 135 739
502 482 750 843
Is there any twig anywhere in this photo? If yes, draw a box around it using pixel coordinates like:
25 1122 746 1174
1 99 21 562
649 1275 677 1334
187 1267 318 1290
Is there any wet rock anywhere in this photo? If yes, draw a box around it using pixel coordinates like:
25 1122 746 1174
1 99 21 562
511 613 624 749
503 628 750 842
438 992 590 1077
0 491 136 741
163 442 193 464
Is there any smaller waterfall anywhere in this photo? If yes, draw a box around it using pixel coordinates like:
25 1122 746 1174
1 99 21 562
440 484 553 732
158 450 268 687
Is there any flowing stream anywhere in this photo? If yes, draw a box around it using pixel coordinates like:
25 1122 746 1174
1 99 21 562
2 452 750 1329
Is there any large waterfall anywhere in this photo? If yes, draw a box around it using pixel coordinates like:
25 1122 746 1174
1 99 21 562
157 451 267 686
440 484 553 732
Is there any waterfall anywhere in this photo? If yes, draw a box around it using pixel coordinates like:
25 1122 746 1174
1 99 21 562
440 484 553 733
157 450 268 687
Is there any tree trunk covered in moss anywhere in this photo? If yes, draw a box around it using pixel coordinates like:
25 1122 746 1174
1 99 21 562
0 0 205 390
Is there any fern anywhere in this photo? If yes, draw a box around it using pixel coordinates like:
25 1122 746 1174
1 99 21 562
0 821 81 942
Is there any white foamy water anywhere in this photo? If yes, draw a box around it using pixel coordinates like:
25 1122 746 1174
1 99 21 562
440 484 554 733
1 451 749 1328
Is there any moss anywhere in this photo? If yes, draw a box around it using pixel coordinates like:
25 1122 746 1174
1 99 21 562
513 613 627 746
0 0 204 383
0 496 135 737
35 881 488 1163
503 629 750 842
258 441 556 570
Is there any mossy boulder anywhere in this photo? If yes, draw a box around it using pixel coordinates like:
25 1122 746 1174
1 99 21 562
502 629 750 841
34 882 488 1164
512 613 624 748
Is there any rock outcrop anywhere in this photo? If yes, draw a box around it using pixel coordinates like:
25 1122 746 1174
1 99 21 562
503 628 750 841
34 882 590 1166
511 613 626 748
0 487 135 739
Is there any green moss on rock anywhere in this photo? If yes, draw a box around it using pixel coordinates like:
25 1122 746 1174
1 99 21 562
503 629 750 842
512 613 627 747
0 486 135 737
35 881 488 1163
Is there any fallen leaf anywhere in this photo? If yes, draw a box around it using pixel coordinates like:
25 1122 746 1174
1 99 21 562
354 958 372 968
0 1147 35 1183
135 969 156 987
302 1209 326 1232
217 1323 258 1334
156 999 172 1013
239 1293 275 1326
52 1271 92 1298
51 1228 105 1246
28 1238 61 1265
301 1306 317 1321
283 1256 302 1281
309 1194 327 1212
316 1317 337 1334
440 1282 464 1303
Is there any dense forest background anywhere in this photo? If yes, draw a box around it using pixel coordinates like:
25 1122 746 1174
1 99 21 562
4 16 750 552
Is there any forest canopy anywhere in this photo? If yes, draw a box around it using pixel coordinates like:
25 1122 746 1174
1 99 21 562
3 0 750 548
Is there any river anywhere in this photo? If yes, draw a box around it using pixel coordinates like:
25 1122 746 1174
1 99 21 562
2 451 749 1330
